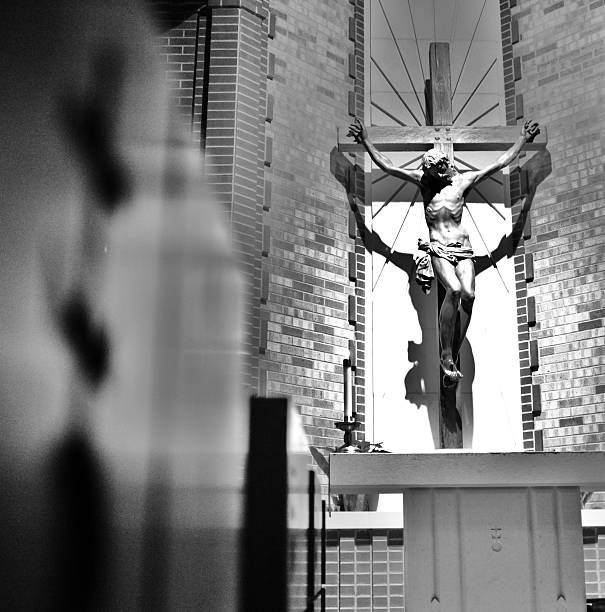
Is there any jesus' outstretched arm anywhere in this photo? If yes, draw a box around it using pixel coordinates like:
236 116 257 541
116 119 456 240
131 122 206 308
347 117 423 186
461 120 540 189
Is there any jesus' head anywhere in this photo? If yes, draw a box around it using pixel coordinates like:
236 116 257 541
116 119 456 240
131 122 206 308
422 148 456 182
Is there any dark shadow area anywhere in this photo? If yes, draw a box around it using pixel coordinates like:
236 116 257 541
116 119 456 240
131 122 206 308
59 47 131 213
459 339 476 445
514 149 553 246
404 340 427 398
475 149 552 274
49 429 110 612
58 291 110 389
145 1 204 31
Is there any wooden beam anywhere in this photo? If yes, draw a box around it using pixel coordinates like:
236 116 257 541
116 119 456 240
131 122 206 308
428 43 461 448
338 125 548 152
429 42 453 162
429 43 452 125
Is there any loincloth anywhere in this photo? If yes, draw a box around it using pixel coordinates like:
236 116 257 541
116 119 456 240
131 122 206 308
414 239 474 294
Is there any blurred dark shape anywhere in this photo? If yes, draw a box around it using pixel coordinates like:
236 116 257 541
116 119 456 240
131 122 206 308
49 429 110 612
243 398 323 611
58 291 109 389
59 46 131 212
242 398 288 611
139 457 171 612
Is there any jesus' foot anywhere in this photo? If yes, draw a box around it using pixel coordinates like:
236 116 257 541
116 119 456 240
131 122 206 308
440 356 463 382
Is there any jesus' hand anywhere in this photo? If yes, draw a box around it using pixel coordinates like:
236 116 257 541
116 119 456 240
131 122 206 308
347 117 367 144
521 119 540 143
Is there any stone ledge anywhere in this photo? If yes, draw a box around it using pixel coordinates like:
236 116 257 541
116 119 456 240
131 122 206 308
326 509 605 530
330 451 605 493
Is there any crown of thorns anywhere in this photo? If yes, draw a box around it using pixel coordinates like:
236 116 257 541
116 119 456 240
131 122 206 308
422 148 450 169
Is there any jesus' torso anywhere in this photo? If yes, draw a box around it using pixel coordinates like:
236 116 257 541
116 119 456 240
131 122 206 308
420 172 472 248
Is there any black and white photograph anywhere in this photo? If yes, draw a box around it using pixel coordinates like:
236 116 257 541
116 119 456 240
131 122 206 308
1 0 604 610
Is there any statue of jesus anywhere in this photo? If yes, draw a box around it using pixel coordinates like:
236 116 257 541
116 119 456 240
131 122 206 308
348 118 540 383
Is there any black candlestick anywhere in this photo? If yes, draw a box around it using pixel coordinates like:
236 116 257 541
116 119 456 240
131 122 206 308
335 415 361 453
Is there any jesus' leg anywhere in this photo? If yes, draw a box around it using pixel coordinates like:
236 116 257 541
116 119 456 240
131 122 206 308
431 257 463 380
454 258 476 359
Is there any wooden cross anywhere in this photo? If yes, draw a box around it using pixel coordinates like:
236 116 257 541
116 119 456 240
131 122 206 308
340 42 547 449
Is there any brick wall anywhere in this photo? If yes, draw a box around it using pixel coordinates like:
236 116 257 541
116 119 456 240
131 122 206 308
326 527 605 609
203 1 269 394
585 527 605 599
260 0 367 470
500 0 605 459
326 530 404 612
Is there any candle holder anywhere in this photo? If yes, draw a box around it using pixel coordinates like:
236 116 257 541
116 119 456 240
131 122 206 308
335 415 361 453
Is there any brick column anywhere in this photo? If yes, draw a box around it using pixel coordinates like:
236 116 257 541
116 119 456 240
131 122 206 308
500 0 537 450
203 0 269 395
152 1 269 396
350 0 367 446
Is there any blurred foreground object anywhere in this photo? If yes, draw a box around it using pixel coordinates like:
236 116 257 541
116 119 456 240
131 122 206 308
1 1 245 610
243 398 323 611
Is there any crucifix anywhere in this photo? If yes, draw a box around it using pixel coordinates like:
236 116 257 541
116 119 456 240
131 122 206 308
340 42 546 449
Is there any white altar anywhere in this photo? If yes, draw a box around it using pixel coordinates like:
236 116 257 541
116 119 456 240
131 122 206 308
330 451 605 612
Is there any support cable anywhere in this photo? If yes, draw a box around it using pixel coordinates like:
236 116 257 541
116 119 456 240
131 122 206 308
453 58 497 124
466 102 499 127
407 0 426 84
451 0 488 100
371 101 407 128
377 0 427 122
372 182 408 219
371 57 423 126
464 204 510 293
372 188 420 291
